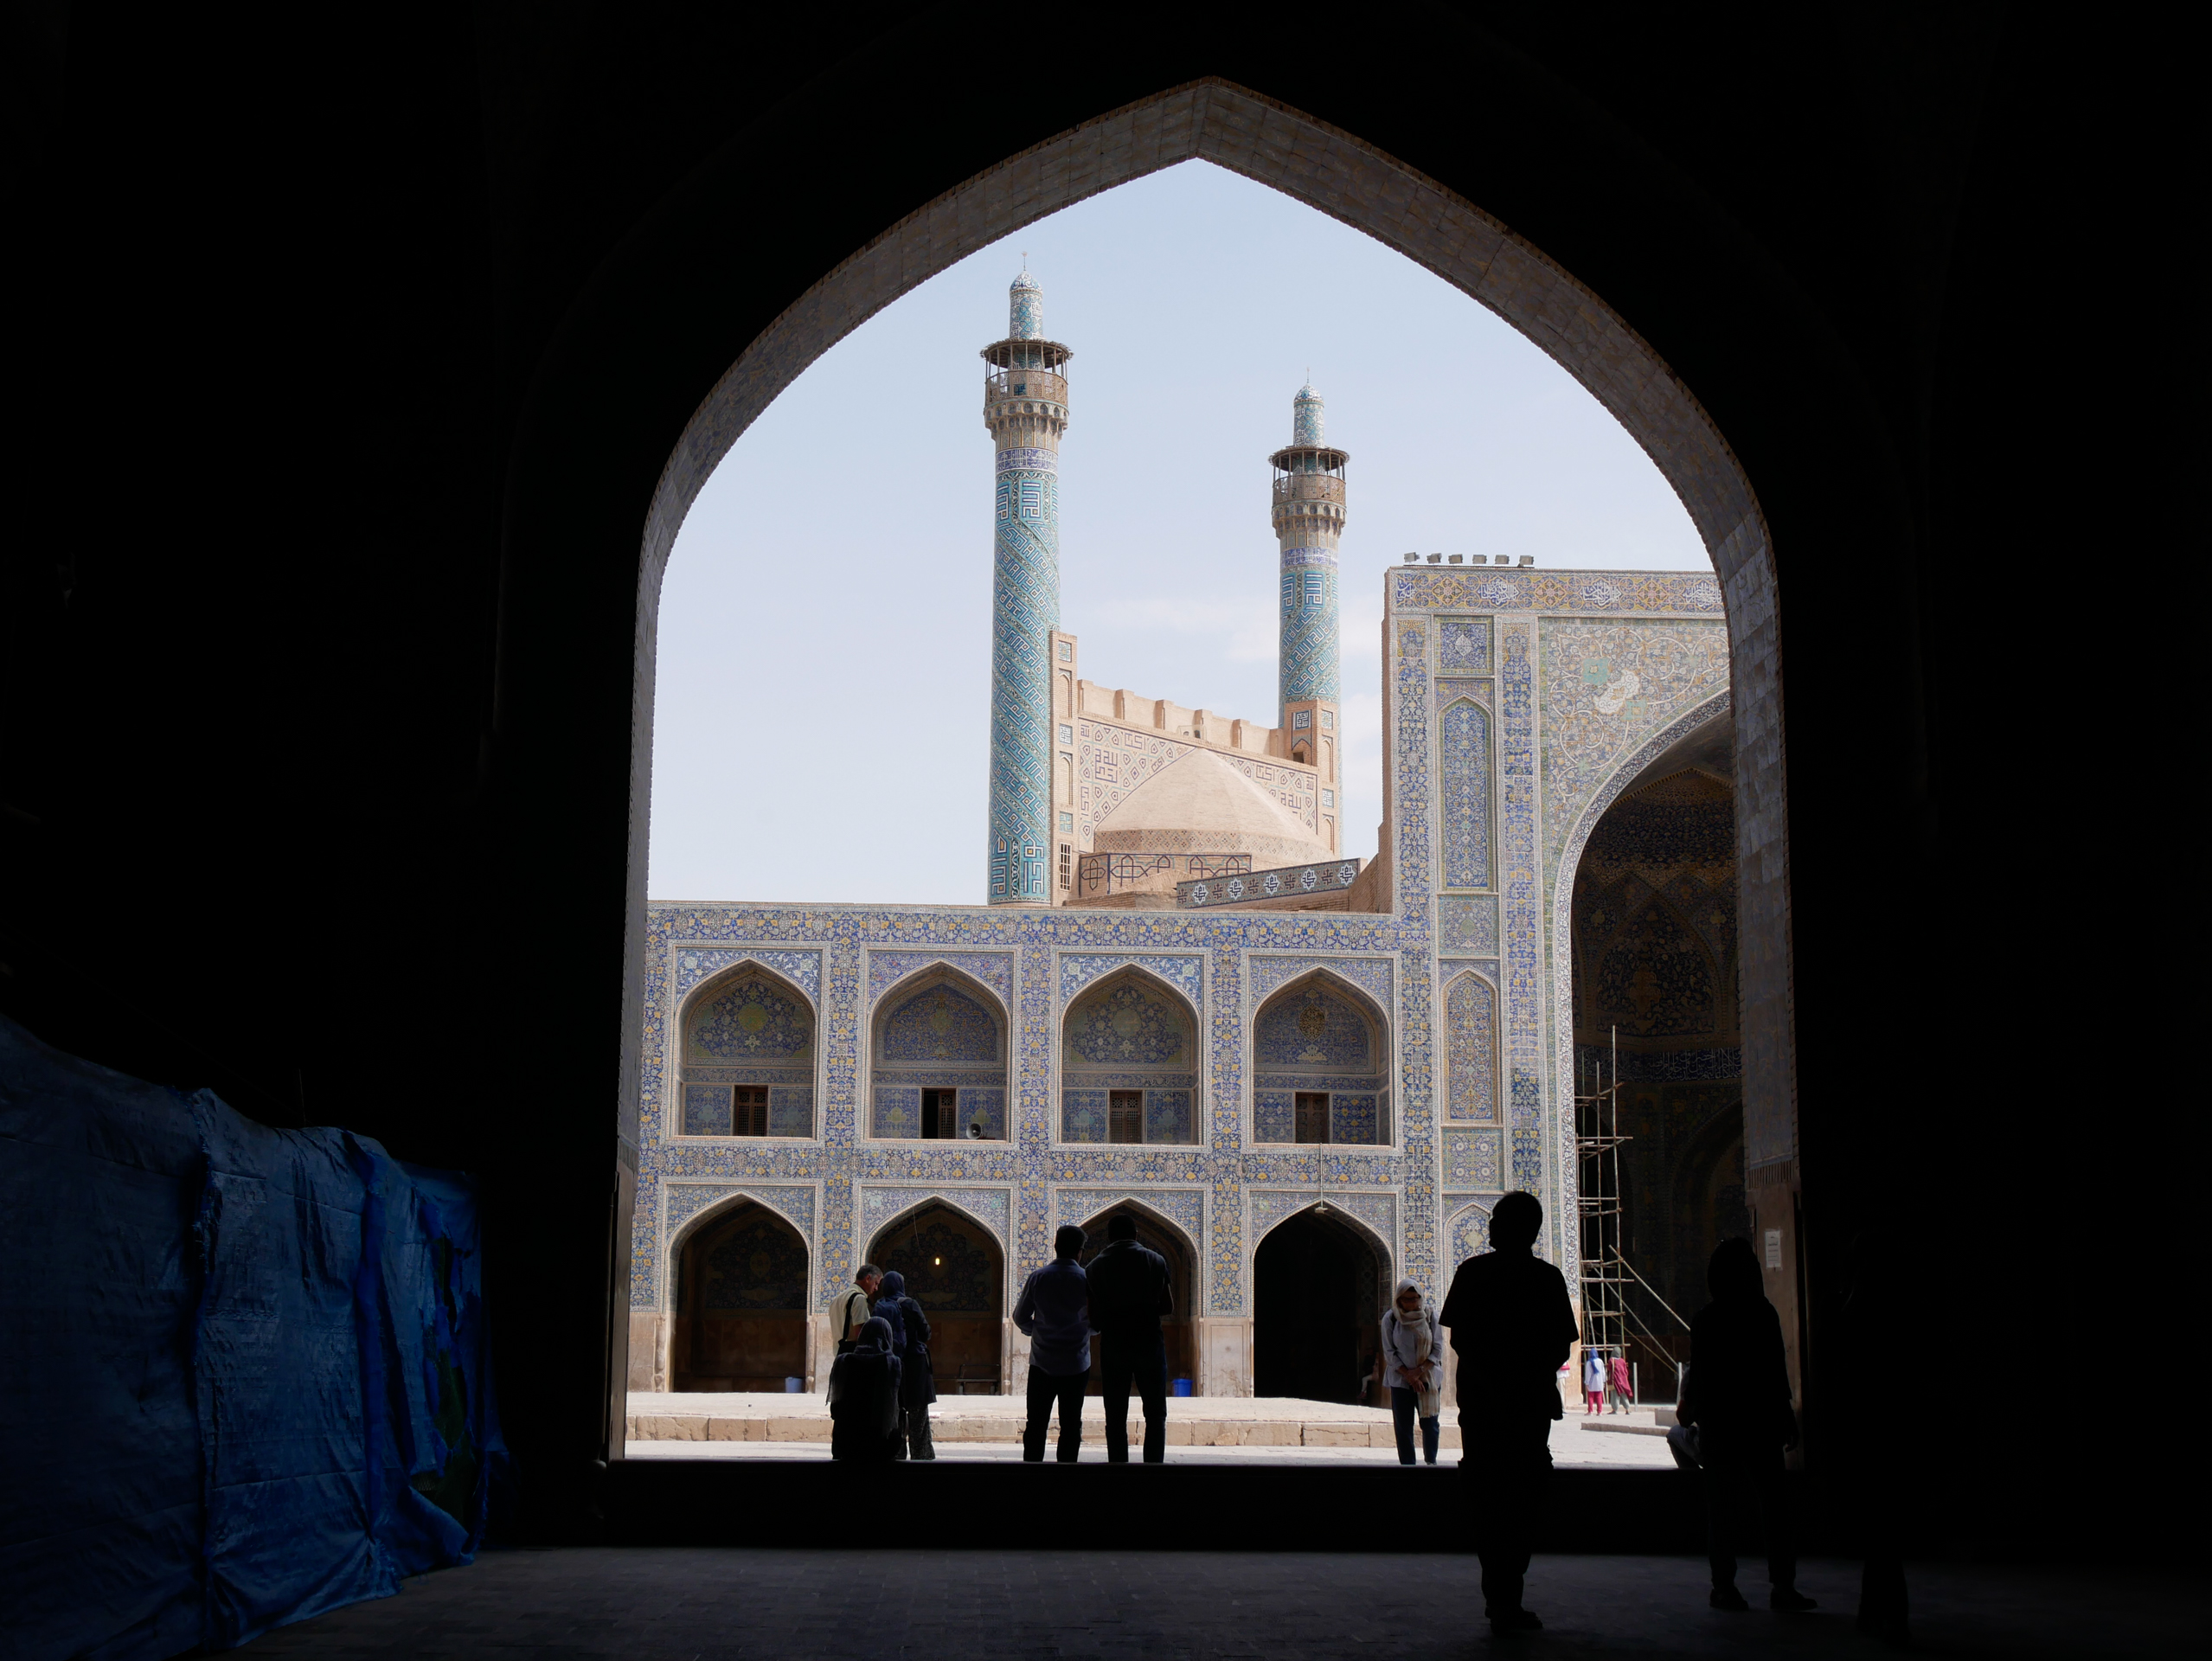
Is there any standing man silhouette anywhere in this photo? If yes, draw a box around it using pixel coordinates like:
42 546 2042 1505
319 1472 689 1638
1439 1191 1578 1639
1085 1213 1174 1463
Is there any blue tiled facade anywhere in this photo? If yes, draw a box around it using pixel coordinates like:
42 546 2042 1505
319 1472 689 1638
636 561 1732 1390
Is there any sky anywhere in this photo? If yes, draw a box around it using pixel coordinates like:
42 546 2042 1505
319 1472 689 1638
648 160 1709 905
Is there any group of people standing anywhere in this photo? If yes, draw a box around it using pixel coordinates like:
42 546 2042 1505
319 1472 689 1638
824 1264 935 1460
1580 1346 1634 1414
824 1194 1811 1637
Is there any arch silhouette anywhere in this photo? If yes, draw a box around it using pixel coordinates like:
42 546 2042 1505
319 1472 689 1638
1251 1200 1394 1403
1070 1193 1202 1266
667 1196 812 1392
619 85 1792 1204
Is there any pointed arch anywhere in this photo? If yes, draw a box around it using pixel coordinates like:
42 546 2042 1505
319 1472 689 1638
1442 968 1500 1124
667 1196 811 1392
1061 964 1200 1145
869 963 1010 1141
1069 1195 1202 1394
862 1195 1011 1395
1439 696 1493 890
1251 1200 1394 1403
1251 967 1391 1146
674 959 817 1138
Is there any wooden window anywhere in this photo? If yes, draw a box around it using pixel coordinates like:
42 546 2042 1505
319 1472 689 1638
1294 1092 1329 1145
1058 843 1072 889
1109 1090 1143 1145
734 1086 768 1138
921 1087 958 1140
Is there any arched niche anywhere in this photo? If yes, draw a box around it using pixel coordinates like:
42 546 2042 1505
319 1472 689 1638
670 1197 811 1391
676 962 816 1138
1060 966 1199 1145
1439 696 1493 891
864 1198 1008 1396
1250 970 1389 1145
869 966 1010 1141
1447 1202 1493 1275
1251 1203 1391 1405
1072 1199 1200 1395
1442 970 1499 1124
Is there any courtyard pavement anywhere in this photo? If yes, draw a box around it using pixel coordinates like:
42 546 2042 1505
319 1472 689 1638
625 1392 1678 1467
235 1546 2189 1658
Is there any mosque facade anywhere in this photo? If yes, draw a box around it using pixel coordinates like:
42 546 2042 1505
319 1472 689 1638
626 272 1738 1400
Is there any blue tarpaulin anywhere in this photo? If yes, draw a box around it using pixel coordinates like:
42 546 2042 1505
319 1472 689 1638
0 1016 503 1660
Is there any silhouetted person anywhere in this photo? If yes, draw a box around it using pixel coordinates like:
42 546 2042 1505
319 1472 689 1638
873 1270 936 1460
1678 1237 1815 1613
828 1317 901 1461
1014 1224 1092 1462
833 1264 882 1357
1439 1191 1577 1639
1085 1214 1173 1463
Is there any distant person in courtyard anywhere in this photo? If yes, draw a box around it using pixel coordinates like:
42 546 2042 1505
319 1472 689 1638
873 1269 935 1460
1085 1214 1174 1464
1677 1237 1816 1613
1607 1352 1634 1414
1013 1224 1093 1462
1583 1346 1606 1414
833 1264 882 1357
828 1317 901 1461
1439 1191 1578 1639
1380 1277 1444 1465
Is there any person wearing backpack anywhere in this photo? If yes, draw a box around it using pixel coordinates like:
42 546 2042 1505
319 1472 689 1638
830 1264 882 1366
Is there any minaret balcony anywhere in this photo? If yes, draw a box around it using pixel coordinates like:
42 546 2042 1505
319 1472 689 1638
1272 476 1345 507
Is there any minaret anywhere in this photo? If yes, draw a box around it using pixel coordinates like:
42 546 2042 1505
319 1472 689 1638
1270 382 1347 851
980 266 1071 904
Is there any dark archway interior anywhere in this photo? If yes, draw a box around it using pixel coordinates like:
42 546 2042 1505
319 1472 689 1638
1076 1208 1198 1393
1253 1210 1387 1405
4 9 2172 1606
866 1203 1005 1395
672 1202 810 1392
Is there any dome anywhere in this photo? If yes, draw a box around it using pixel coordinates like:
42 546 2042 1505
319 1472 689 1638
1091 750 1325 870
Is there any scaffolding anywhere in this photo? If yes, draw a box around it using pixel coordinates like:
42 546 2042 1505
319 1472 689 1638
1575 1026 1691 1396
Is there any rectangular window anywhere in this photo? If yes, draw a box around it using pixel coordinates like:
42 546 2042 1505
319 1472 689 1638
1109 1090 1144 1145
1058 843 1072 889
1294 1092 1329 1145
734 1086 768 1138
922 1087 958 1140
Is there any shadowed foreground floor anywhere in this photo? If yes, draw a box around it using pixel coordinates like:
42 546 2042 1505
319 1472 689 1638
231 1548 2186 1659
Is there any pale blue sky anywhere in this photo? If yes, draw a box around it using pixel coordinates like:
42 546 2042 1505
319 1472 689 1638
649 161 1708 905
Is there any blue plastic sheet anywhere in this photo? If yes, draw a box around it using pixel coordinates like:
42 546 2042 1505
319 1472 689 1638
0 1016 503 1660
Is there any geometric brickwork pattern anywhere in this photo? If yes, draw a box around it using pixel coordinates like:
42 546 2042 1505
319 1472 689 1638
1279 556 1342 705
632 570 1734 1340
1438 616 1493 674
674 948 823 1004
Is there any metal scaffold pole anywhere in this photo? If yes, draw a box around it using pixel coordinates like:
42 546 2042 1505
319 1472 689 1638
1574 1024 1689 1396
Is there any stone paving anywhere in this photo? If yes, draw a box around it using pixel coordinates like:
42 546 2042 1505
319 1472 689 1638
625 1392 1677 1466
238 1546 2190 1658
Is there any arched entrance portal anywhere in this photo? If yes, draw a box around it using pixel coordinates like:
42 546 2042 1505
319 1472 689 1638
1253 1207 1388 1405
1074 1204 1198 1395
671 1200 810 1392
865 1202 1007 1395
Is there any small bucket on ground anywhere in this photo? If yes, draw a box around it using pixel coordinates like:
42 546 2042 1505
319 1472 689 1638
1172 1377 1192 1397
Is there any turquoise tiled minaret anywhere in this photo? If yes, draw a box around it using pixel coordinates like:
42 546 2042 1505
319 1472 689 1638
980 268 1071 904
1272 382 1346 711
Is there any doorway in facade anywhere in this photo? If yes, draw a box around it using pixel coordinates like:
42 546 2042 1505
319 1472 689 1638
866 1201 1007 1395
1074 1206 1197 1395
1253 1207 1387 1404
671 1199 810 1391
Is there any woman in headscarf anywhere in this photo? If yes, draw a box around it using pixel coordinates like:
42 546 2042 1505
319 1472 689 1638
872 1269 938 1460
827 1316 902 1461
1379 1277 1445 1465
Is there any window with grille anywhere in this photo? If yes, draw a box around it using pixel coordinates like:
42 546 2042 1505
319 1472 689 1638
1294 1092 1329 1145
921 1087 959 1140
734 1086 769 1138
1109 1091 1143 1145
1058 843 1071 888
